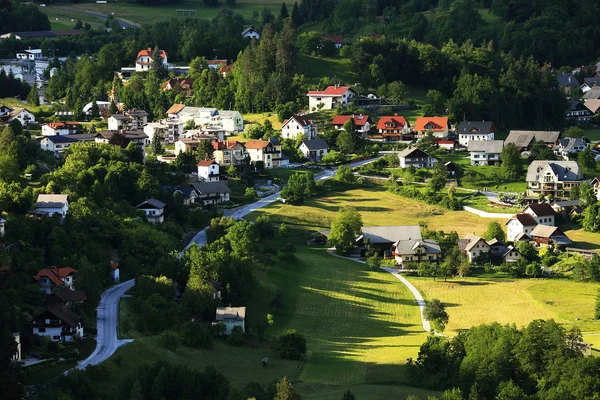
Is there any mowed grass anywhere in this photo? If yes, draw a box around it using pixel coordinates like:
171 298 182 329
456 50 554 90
296 382 439 399
558 224 600 250
42 7 106 30
247 184 503 236
408 276 600 336
298 54 358 85
60 0 283 24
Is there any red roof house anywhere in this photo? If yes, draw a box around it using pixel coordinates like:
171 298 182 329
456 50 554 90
414 117 450 138
376 114 412 141
331 114 372 133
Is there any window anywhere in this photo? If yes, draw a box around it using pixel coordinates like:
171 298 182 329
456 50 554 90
38 328 46 332
53 336 60 340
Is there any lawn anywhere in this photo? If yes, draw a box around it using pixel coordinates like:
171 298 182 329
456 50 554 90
559 223 600 250
243 112 283 130
298 54 358 85
408 276 600 337
266 167 314 183
43 7 107 30
463 194 521 215
583 128 600 142
55 0 284 25
247 183 503 236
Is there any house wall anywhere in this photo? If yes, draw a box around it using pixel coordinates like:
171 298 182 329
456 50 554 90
198 164 220 182
400 156 437 169
523 210 555 226
300 145 328 161
309 96 334 111
13 111 35 126
507 220 534 241
37 204 69 219
504 251 520 263
459 133 494 147
108 117 122 131
175 141 190 156
112 268 120 282
220 320 244 335
468 242 490 263
395 253 439 265
42 126 69 136
470 151 500 166
33 326 63 341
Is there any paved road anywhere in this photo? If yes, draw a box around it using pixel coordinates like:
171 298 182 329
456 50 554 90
180 157 382 257
54 6 139 29
75 279 135 370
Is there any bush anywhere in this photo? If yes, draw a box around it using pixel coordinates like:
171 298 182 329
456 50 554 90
227 325 246 346
157 330 179 350
210 322 227 337
180 321 213 349
366 254 381 270
273 329 307 360
47 341 59 353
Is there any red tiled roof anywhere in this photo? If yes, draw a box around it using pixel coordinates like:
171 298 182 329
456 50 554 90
197 160 217 166
167 103 185 115
111 263 119 271
46 121 66 129
436 139 455 145
331 115 370 126
137 48 167 59
212 140 240 150
321 34 344 45
245 139 272 149
376 115 409 130
415 117 449 132
33 266 76 286
208 59 227 66
220 65 233 73
307 85 352 96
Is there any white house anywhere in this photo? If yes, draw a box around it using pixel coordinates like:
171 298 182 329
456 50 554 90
33 266 77 294
397 146 438 169
526 160 584 199
41 121 79 136
241 27 260 39
135 48 168 72
168 105 243 133
391 239 441 267
0 218 5 236
136 199 166 224
35 194 69 220
108 109 149 131
218 110 244 132
12 333 21 361
40 134 98 154
213 306 246 335
281 114 317 139
331 114 371 134
197 160 220 182
307 85 356 111
0 107 35 126
298 139 329 161
468 140 504 166
190 181 231 206
554 137 588 160
522 203 556 226
505 213 538 242
461 233 490 263
16 49 42 60
144 120 183 144
111 263 120 283
32 304 83 342
457 121 495 147
245 138 287 169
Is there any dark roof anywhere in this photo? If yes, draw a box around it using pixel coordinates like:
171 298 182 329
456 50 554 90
53 289 87 303
136 198 166 209
398 147 435 160
507 213 538 227
300 139 329 151
43 136 79 144
525 203 556 217
161 185 194 199
37 304 83 328
556 72 580 87
191 181 232 194
456 121 494 135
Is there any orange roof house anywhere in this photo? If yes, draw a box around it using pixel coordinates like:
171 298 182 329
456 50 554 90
136 48 167 60
414 117 450 137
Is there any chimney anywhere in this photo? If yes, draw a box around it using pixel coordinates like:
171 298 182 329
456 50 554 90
394 113 398 116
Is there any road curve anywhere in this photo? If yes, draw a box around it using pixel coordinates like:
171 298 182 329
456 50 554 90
53 6 139 29
76 279 135 370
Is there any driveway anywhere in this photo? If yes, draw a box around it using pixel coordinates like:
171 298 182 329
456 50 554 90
75 279 135 370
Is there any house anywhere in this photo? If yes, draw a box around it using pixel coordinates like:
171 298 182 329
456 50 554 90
16 48 43 60
331 114 371 135
95 130 149 151
241 27 260 39
35 194 69 220
551 199 581 216
32 304 83 342
161 78 195 97
211 280 223 300
504 130 561 151
190 181 232 206
167 103 186 119
321 34 344 48
281 114 317 139
82 101 122 118
436 139 456 150
376 114 412 142
12 333 21 361
144 119 184 144
0 107 35 126
585 99 600 116
397 146 438 168
414 117 450 138
391 239 441 267
583 87 600 100
307 85 357 111
505 213 539 241
502 245 521 263
359 225 422 251
212 140 246 166
457 121 496 147
522 203 556 226
460 233 490 263
245 138 287 169
135 48 168 72
219 64 233 78
592 177 600 200
108 109 149 131
526 160 584 199
39 134 96 154
566 100 593 122
529 225 571 248
47 289 87 306
298 139 329 161
445 161 456 178
197 160 220 182
111 263 120 283
168 105 243 132
556 72 580 94
135 199 166 224
0 218 5 236
175 137 215 156
219 111 244 133
162 185 197 206
41 121 79 136
554 137 589 160
213 306 246 335
0 105 13 116
33 266 77 294
581 78 600 93
468 140 504 166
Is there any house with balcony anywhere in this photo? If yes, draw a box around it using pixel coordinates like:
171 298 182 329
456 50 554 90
554 137 589 160
0 107 35 126
468 140 503 166
376 114 412 142
197 160 220 182
41 121 79 136
397 146 438 169
190 181 231 206
245 138 287 169
298 139 329 161
565 100 593 123
456 121 495 147
281 114 317 139
529 225 571 248
108 109 149 131
212 140 246 166
391 238 441 267
307 85 357 111
167 105 243 133
331 114 371 135
135 48 168 72
33 266 77 294
32 304 84 342
526 160 584 199
40 134 96 155
414 117 450 138
135 199 166 224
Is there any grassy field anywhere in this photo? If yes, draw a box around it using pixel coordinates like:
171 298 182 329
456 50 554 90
247 183 503 236
559 223 600 250
408 276 600 336
463 194 521 214
50 0 283 25
298 55 358 86
583 128 600 142
42 7 107 30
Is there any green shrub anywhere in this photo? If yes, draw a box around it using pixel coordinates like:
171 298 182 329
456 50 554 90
227 325 245 346
273 329 307 360
157 330 179 350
